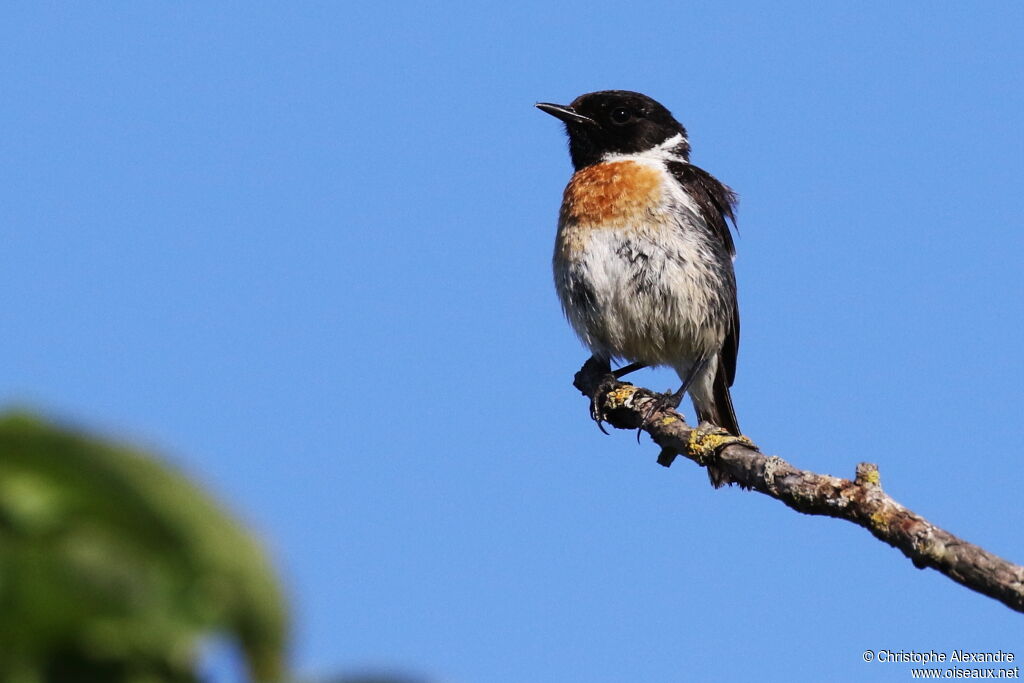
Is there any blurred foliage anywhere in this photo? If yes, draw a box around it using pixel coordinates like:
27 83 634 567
0 412 289 683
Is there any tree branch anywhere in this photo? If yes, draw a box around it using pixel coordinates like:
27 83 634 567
573 358 1024 614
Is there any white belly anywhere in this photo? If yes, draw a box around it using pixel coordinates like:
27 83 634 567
554 224 730 367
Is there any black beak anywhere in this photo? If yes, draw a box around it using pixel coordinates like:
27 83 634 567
535 102 597 126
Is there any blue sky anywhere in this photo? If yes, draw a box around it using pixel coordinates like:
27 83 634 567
2 2 1023 682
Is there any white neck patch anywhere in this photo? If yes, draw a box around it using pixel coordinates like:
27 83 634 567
601 133 689 165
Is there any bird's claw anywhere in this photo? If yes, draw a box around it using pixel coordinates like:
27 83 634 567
590 370 619 435
635 390 683 443
590 395 610 435
640 389 683 429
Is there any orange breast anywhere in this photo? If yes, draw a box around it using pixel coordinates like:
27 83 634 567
561 160 663 225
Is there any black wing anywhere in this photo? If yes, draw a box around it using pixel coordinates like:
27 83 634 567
666 161 738 256
666 161 740 386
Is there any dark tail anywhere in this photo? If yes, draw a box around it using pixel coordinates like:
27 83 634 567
695 357 741 488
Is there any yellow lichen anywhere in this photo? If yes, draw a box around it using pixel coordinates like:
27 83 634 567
689 430 753 453
686 429 753 463
604 386 637 408
870 511 888 531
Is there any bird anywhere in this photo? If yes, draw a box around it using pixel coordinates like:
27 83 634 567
536 90 742 487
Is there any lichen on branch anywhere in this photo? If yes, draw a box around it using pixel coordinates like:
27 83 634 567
572 359 1024 614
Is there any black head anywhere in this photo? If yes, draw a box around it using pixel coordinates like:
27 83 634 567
536 90 689 169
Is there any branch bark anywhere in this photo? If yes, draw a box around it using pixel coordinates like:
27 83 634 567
573 358 1024 614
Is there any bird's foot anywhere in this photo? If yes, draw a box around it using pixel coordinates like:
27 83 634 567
637 388 685 441
643 388 684 424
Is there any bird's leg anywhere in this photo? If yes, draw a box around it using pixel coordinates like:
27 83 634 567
612 361 646 379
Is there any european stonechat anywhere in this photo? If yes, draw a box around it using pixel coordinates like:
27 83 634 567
537 90 742 486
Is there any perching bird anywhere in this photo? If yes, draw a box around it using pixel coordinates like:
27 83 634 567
537 90 742 487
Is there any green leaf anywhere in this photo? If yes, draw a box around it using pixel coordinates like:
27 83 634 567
0 411 289 683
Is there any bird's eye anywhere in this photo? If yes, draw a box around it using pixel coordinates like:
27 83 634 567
610 107 632 125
